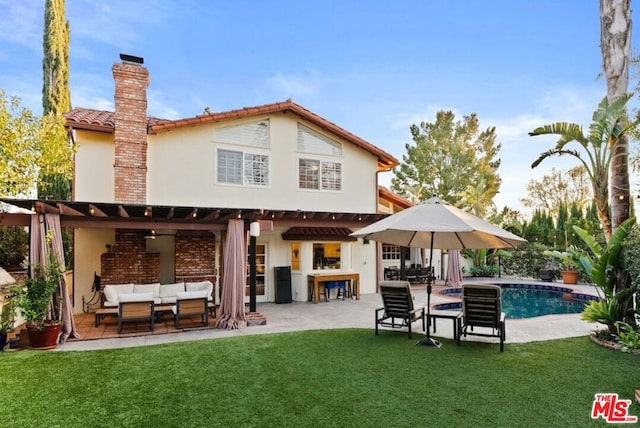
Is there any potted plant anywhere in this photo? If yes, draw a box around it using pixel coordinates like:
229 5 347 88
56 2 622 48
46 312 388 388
543 247 582 284
12 236 63 349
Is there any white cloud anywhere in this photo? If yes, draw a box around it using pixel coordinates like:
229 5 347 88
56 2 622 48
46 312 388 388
266 70 320 98
0 0 41 52
148 89 181 119
387 106 467 135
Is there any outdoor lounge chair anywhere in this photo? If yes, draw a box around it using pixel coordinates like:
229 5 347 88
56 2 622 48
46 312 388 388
375 280 426 339
456 283 506 352
118 299 155 334
172 294 209 329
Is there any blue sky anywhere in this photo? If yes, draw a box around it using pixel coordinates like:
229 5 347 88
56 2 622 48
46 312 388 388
0 0 637 214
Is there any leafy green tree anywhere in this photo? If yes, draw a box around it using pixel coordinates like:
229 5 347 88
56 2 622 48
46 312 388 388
520 166 591 215
0 90 71 198
39 0 71 201
529 95 634 241
391 110 501 216
521 209 555 246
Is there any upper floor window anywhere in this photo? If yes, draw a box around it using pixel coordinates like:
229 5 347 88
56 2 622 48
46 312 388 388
299 158 342 191
214 120 269 148
297 124 342 156
217 149 269 186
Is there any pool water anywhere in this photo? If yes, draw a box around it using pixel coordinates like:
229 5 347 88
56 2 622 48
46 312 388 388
501 288 586 319
436 284 592 319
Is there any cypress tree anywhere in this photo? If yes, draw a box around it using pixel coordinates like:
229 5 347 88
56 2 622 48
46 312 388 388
555 201 568 249
42 0 70 115
40 0 71 200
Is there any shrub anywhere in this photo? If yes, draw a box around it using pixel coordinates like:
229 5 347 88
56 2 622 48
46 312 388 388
0 226 28 269
469 264 499 277
500 242 558 279
614 322 640 352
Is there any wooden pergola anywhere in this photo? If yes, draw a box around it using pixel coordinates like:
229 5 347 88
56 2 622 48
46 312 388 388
0 198 388 232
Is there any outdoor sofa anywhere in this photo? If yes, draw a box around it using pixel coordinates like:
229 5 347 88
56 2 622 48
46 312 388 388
95 281 216 329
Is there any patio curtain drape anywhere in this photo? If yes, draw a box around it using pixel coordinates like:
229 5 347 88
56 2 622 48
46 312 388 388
445 249 463 288
215 219 247 329
29 214 79 343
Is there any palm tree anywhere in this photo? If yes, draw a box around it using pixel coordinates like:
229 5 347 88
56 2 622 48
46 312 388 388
529 94 634 241
600 0 632 230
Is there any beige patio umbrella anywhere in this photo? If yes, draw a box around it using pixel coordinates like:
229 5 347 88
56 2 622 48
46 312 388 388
350 196 526 346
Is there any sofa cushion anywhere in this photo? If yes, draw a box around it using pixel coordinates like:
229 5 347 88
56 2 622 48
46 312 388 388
186 281 213 298
134 283 161 298
118 292 154 302
160 296 178 305
160 282 185 298
176 290 209 300
103 283 134 303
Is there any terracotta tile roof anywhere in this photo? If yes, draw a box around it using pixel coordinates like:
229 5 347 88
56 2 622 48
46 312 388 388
281 227 357 241
378 186 415 210
64 108 169 133
64 100 398 171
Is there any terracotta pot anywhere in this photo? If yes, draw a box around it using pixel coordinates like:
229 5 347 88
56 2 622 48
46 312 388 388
26 322 62 350
561 270 579 285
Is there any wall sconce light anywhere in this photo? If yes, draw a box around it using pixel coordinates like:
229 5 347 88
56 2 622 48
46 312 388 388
250 221 260 237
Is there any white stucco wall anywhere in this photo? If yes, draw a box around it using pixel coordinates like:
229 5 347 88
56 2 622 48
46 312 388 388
146 115 379 213
74 130 115 203
73 228 114 314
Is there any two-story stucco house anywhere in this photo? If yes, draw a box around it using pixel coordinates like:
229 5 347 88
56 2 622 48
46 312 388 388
1 54 408 314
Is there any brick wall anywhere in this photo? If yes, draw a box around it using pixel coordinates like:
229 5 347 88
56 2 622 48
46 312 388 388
112 60 149 204
175 235 216 284
100 230 160 285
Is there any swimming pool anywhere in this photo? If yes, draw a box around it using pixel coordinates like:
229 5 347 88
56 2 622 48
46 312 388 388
435 283 598 319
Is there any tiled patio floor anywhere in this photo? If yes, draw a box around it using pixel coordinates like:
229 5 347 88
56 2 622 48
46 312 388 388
70 310 220 341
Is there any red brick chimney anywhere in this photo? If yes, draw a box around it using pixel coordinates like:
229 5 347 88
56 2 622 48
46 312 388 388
112 54 149 204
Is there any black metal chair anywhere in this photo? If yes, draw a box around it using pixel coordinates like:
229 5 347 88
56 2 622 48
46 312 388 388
457 283 506 351
375 281 425 339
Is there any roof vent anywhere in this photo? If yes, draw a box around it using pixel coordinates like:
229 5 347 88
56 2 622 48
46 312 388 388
119 53 144 65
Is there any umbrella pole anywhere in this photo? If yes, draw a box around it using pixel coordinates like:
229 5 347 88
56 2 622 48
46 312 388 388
416 232 441 348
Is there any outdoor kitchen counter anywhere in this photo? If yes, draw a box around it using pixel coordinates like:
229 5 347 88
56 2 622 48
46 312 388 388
307 273 360 304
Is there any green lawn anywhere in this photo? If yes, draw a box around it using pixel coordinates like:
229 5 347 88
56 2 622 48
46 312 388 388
0 329 637 427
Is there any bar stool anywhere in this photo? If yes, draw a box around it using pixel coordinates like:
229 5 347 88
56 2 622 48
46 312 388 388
324 281 346 301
